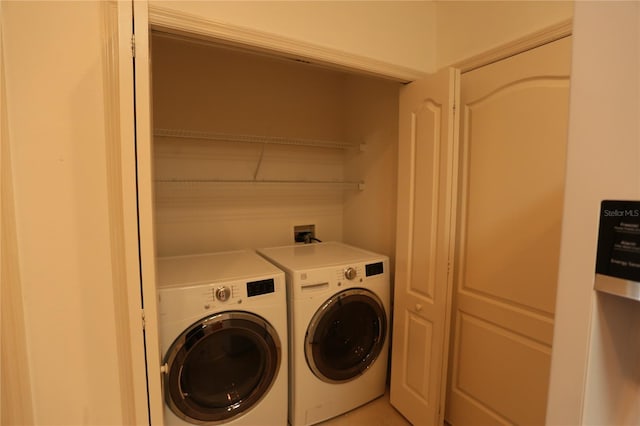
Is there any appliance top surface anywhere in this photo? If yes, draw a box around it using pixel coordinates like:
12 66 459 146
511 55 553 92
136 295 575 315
257 241 387 271
156 250 283 288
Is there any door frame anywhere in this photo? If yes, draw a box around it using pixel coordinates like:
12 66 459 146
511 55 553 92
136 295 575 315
127 4 574 423
130 2 431 423
146 4 424 83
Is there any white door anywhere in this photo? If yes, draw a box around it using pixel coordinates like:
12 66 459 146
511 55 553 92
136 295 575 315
390 67 460 426
445 36 572 425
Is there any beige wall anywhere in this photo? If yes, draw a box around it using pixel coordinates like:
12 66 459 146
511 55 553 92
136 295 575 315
1 4 34 422
151 34 348 255
546 2 640 425
1 1 589 424
342 74 399 263
2 2 135 424
150 0 437 74
151 34 400 258
148 1 574 75
435 0 573 69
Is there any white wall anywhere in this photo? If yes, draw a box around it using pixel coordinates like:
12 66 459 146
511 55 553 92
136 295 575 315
150 0 437 74
2 2 136 424
152 34 349 255
435 0 573 69
151 34 400 259
546 2 640 425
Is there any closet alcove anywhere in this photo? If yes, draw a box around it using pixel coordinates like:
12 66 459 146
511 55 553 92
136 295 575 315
149 31 401 257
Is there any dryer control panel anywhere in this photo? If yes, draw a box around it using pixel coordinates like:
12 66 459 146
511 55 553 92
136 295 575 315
335 261 384 281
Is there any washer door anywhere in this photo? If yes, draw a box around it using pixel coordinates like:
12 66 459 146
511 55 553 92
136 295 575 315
305 288 387 383
163 311 281 425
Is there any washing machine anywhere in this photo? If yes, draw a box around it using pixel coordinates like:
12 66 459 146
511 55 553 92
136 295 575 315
257 241 390 426
156 250 288 426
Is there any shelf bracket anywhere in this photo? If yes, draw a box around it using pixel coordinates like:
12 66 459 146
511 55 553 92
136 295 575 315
253 143 266 180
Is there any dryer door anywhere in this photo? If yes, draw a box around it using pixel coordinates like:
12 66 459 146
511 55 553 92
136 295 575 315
163 311 281 424
305 288 387 383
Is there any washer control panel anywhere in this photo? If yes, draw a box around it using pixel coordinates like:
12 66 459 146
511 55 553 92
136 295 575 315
208 277 276 303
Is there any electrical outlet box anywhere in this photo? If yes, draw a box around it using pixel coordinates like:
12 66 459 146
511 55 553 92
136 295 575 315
294 224 316 243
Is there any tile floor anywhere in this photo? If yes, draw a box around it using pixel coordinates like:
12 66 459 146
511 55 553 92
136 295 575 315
317 389 411 426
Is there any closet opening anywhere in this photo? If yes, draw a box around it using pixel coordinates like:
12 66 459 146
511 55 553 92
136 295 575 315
149 29 401 259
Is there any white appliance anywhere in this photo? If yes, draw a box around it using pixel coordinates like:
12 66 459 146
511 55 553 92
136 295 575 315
257 242 390 426
157 250 288 426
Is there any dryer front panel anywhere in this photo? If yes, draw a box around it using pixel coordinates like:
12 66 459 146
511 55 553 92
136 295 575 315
305 288 387 383
163 311 281 425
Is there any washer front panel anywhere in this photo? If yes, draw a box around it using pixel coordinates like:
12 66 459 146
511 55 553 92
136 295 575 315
164 311 281 424
304 288 387 383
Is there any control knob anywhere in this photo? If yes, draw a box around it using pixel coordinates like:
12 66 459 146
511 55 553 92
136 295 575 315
344 267 357 280
215 286 231 302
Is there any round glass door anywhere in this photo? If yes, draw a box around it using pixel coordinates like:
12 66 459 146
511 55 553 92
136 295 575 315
305 288 387 383
164 311 281 424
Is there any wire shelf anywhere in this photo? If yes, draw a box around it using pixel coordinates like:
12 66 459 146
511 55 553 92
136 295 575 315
154 128 355 150
154 179 365 190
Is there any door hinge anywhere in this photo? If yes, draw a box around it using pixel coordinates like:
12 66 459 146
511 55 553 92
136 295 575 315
141 309 146 330
131 34 136 58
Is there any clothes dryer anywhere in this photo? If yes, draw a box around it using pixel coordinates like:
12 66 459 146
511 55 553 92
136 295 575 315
257 242 390 426
157 250 288 426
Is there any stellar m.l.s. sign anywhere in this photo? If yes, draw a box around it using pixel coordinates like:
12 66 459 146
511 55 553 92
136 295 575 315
595 200 640 301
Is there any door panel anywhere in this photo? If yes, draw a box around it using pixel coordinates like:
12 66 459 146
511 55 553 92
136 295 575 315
452 314 552 423
390 67 459 426
410 101 442 301
463 79 568 314
404 314 434 399
446 36 572 426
